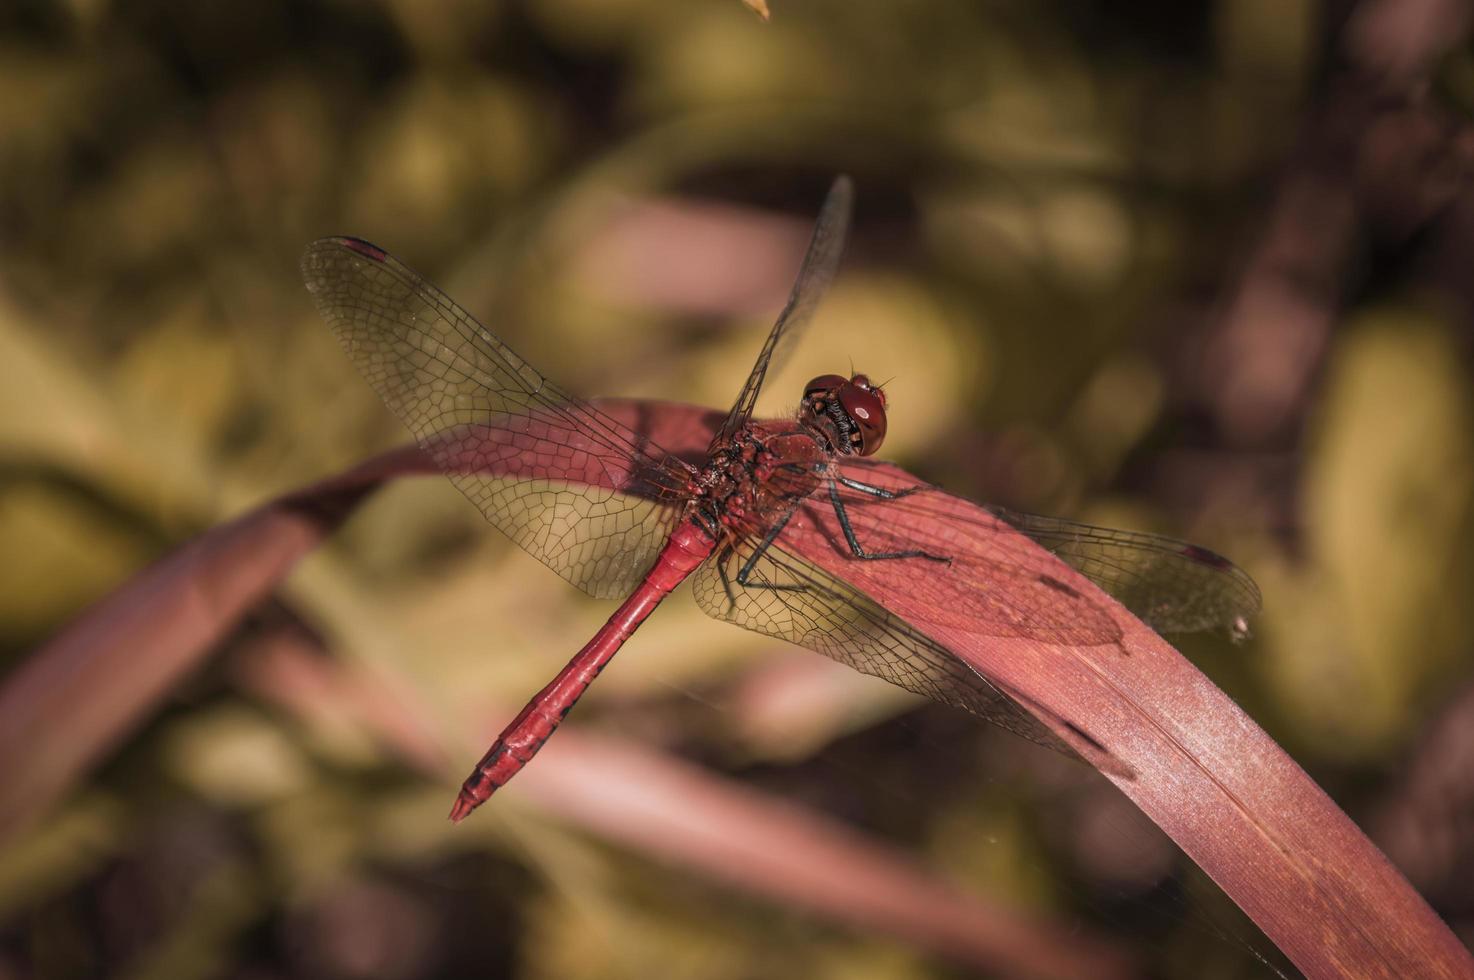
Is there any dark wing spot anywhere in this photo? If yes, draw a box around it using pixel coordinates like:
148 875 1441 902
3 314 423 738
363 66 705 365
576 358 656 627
340 237 389 262
1180 544 1233 570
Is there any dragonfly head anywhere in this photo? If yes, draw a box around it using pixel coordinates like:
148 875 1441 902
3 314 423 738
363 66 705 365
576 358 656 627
802 373 888 456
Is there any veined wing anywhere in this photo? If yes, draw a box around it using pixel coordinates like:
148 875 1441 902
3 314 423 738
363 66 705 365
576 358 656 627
710 176 853 451
302 237 695 599
830 459 1262 639
985 507 1261 637
690 536 1075 753
690 457 1258 756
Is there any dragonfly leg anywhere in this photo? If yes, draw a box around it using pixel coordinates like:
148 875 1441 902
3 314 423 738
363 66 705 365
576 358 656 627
835 473 928 500
716 544 740 607
735 510 810 592
828 480 950 564
692 508 721 538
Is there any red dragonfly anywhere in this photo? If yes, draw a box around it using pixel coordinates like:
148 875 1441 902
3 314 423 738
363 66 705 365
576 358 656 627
301 177 1260 823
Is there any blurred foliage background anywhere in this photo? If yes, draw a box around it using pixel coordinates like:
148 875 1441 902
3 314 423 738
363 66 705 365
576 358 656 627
3 0 1474 976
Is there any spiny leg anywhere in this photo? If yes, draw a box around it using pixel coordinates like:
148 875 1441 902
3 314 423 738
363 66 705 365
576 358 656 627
834 473 929 500
736 509 809 591
716 544 740 608
730 479 949 599
827 480 950 564
693 509 721 538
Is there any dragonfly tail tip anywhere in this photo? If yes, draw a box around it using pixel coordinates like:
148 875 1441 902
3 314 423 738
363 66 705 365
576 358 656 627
448 796 477 824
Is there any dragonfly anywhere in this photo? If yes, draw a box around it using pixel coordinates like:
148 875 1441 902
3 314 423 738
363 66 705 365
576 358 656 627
301 176 1261 823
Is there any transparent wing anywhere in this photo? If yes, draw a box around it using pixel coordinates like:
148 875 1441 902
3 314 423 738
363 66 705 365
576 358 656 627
988 507 1262 636
832 458 1262 638
710 176 853 450
690 535 1073 752
690 459 1259 755
302 237 695 599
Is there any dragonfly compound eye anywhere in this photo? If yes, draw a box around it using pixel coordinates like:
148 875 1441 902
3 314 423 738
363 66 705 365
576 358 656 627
849 373 887 408
803 374 849 407
801 373 888 456
837 378 888 456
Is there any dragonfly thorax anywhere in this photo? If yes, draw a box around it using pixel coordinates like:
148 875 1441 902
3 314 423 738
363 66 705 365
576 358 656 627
686 424 828 540
800 373 888 456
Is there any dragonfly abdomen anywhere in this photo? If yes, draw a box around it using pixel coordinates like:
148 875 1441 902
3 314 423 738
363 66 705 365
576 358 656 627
448 522 716 822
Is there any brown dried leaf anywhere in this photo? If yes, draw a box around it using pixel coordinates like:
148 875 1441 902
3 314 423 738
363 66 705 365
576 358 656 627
742 0 771 22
